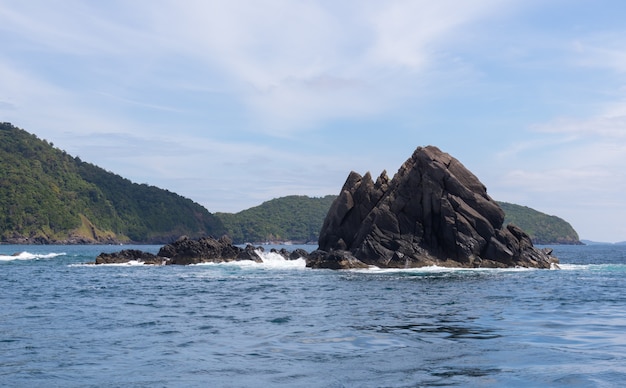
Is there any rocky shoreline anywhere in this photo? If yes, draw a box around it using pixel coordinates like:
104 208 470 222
93 234 557 269
93 235 309 265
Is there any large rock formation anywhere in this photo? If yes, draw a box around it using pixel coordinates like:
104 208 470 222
309 146 558 269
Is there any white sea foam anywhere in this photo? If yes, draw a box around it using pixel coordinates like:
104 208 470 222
0 251 65 261
70 260 149 267
256 250 307 269
350 265 538 274
100 260 147 266
558 263 626 272
558 264 584 270
193 250 306 270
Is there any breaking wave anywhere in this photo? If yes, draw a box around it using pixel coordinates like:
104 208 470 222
558 263 626 272
350 265 540 274
350 262 626 274
0 251 65 262
74 249 307 269
72 260 149 267
193 249 306 270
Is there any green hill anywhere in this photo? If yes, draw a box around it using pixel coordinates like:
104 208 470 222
497 201 581 245
0 122 224 243
216 195 336 244
217 195 581 245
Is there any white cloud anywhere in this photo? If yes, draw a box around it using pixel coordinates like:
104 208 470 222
0 2 146 56
0 1 519 136
493 157 626 242
365 1 503 69
135 0 514 134
501 167 618 194
572 32 626 73
532 115 626 139
493 108 626 242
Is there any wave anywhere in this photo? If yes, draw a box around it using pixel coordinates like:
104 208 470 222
0 251 65 262
351 261 626 273
558 263 626 272
71 260 148 267
193 250 306 270
73 250 308 269
349 265 541 274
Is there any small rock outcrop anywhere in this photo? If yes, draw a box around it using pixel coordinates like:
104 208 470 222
310 146 558 269
95 249 168 265
157 235 261 265
92 236 310 265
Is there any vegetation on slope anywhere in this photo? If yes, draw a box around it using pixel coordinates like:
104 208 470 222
0 123 224 243
216 195 336 244
498 201 580 244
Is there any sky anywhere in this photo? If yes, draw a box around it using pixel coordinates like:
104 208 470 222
1 1 625 242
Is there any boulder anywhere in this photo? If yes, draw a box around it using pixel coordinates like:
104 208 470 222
305 250 369 270
311 146 558 269
237 244 265 262
289 248 311 261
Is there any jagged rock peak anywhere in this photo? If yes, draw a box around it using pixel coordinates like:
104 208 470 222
310 146 558 269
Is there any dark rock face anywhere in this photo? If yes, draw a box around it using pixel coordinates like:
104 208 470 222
290 248 311 261
92 236 311 266
157 235 263 265
95 249 167 265
311 146 558 269
306 249 369 270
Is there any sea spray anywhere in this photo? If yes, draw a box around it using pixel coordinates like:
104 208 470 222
0 251 65 261
191 249 307 269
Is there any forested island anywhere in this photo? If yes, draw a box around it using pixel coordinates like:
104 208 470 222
0 123 580 245
0 123 225 243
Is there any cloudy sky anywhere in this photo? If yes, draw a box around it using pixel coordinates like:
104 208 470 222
1 1 625 242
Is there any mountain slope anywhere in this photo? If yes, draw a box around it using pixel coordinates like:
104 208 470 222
0 122 224 243
497 201 581 244
216 195 336 244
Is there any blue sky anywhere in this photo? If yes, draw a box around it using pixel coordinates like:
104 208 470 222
1 1 625 242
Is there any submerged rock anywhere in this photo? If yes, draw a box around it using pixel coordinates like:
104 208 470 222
310 146 559 269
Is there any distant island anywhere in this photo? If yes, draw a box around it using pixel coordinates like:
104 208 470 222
497 202 580 245
0 122 581 246
580 240 626 245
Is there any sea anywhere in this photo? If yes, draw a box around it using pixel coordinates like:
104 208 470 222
1 244 626 387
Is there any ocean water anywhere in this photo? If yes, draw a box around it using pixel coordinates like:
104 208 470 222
1 244 626 387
